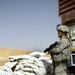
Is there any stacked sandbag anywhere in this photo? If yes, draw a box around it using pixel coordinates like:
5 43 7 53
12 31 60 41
29 52 53 75
0 51 52 75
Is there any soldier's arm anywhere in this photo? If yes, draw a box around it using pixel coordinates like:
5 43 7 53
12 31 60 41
50 38 70 54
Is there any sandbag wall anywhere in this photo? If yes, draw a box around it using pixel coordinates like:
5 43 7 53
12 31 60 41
0 52 53 75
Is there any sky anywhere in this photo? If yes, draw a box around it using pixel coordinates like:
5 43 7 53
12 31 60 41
0 0 61 52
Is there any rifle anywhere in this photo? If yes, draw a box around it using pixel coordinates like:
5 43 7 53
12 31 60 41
44 41 58 53
44 41 58 75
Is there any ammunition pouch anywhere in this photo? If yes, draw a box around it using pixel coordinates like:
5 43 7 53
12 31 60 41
53 52 71 63
53 54 62 62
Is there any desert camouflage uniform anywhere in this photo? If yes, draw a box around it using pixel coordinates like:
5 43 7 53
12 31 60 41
50 35 71 75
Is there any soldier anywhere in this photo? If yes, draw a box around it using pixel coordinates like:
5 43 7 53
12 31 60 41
44 24 72 75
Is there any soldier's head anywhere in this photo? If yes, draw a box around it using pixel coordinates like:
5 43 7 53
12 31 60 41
56 24 69 38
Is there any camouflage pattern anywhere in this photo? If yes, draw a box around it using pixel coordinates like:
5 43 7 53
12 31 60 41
50 35 71 75
54 62 67 75
56 25 69 33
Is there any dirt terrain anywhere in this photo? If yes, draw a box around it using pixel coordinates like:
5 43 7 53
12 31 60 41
0 47 51 67
0 47 33 67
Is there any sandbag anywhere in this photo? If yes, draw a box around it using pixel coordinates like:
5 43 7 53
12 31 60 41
29 52 45 58
0 70 9 75
0 51 53 75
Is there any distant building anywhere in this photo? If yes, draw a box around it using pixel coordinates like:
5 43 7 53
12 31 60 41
58 0 75 25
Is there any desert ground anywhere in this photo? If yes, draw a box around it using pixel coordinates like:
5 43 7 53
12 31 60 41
0 47 33 67
0 47 50 67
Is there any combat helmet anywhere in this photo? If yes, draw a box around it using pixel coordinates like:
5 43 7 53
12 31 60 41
56 24 69 33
